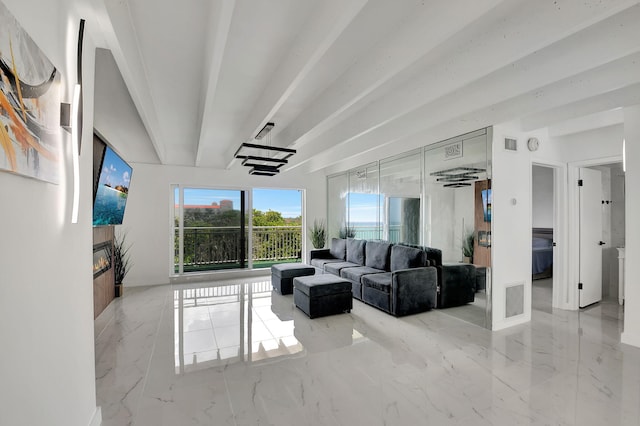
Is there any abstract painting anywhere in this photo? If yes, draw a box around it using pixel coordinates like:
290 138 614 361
0 1 61 184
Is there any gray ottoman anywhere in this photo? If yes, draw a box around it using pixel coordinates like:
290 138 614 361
271 263 315 295
293 275 352 319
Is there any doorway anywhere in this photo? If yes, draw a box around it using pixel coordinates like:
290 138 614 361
585 163 626 305
531 165 556 313
561 156 625 312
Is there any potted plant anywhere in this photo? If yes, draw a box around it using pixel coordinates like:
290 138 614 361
309 219 327 249
462 229 475 263
113 231 132 297
339 225 356 239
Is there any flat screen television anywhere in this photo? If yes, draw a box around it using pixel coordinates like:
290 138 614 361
93 140 132 226
482 188 492 222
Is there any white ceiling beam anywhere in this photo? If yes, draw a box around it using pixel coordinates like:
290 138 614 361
302 51 640 173
194 0 236 167
94 49 159 164
521 83 640 131
275 0 504 151
277 0 638 153
548 109 624 137
284 3 640 172
222 0 370 168
99 0 168 164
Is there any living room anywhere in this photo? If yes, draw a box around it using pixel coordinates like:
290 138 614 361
2 1 640 425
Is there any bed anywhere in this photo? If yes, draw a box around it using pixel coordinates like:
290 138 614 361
532 228 553 279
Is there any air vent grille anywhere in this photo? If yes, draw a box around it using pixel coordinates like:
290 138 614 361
504 137 517 151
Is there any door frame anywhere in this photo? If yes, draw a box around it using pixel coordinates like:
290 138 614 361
531 160 568 310
567 155 623 310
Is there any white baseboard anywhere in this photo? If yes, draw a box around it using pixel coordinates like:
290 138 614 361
89 406 102 426
491 313 531 331
621 331 640 349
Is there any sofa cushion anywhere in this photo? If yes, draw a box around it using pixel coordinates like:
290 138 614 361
365 241 392 271
424 247 442 267
361 272 392 293
310 258 344 269
346 239 366 265
390 245 426 271
340 266 385 283
325 261 360 276
329 238 347 260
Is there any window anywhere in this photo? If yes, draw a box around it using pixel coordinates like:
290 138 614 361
173 186 303 274
252 189 303 268
174 188 248 273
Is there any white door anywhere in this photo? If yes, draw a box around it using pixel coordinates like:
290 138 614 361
579 167 603 308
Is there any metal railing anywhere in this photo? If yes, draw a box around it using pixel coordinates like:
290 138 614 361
252 226 302 261
351 225 401 242
176 226 302 272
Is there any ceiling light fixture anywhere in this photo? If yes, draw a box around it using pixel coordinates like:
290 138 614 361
255 122 275 140
443 182 472 188
234 122 296 176
431 166 485 188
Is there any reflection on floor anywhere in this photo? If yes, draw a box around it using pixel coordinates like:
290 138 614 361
95 276 640 426
440 291 488 328
171 279 363 373
532 277 553 314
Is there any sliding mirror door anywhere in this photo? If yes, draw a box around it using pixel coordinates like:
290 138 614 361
327 173 349 239
380 151 422 244
348 162 380 239
424 128 492 329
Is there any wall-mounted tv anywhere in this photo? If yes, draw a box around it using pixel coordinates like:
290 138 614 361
93 138 132 226
481 189 492 222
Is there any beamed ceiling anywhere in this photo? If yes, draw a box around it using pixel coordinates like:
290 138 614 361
87 0 640 174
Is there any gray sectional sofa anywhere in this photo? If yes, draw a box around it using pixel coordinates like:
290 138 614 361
310 238 438 316
311 238 477 315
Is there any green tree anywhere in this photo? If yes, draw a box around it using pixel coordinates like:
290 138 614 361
253 209 286 226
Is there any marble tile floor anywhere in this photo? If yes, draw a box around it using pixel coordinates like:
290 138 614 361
95 276 640 425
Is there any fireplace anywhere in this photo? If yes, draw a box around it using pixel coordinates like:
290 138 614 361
93 242 112 279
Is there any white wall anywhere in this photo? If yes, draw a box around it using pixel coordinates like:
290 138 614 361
552 125 624 162
491 124 549 329
622 105 640 348
122 164 326 286
532 165 554 228
0 0 99 425
491 121 626 330
610 164 626 248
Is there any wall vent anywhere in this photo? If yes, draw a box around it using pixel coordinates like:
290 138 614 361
505 282 525 317
504 137 517 151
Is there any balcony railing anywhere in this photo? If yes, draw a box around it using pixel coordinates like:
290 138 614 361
252 226 302 262
351 225 401 242
176 225 302 272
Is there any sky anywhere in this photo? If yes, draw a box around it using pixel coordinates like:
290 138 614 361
253 188 302 218
181 188 302 218
98 147 132 188
178 188 405 222
347 192 379 223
